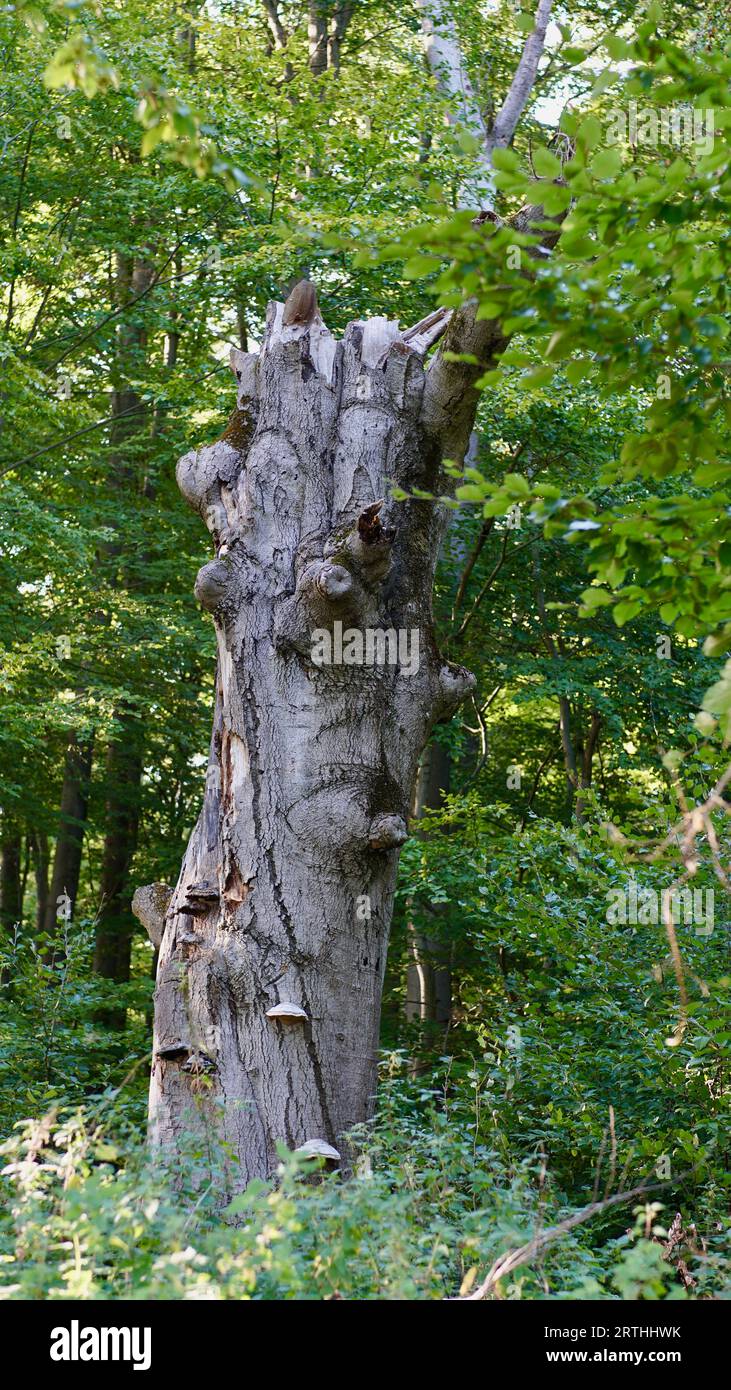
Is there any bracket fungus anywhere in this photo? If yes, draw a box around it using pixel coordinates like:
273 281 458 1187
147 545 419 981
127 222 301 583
183 880 220 915
295 1139 341 1163
266 1002 308 1022
156 1042 190 1062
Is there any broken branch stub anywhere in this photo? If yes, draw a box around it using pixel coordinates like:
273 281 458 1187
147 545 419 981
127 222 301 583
132 882 173 950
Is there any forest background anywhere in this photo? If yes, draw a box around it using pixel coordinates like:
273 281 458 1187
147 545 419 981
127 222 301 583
0 0 730 1300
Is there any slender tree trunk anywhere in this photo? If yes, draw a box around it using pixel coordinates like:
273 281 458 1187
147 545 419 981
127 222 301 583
575 708 601 822
32 831 49 934
534 560 587 821
93 712 144 1021
41 732 93 954
328 2 353 72
140 296 478 1189
93 251 153 1007
0 823 22 934
19 833 30 916
406 739 452 1031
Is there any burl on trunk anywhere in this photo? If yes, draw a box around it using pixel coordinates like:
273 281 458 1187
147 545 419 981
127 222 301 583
135 289 484 1190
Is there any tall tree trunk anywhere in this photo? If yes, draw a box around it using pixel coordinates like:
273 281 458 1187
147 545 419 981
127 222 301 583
32 830 49 934
406 739 452 1031
93 251 153 1006
93 713 144 1021
0 822 22 934
140 296 479 1189
41 732 92 954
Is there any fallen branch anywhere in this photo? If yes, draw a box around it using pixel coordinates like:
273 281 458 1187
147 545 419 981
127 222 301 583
455 1177 675 1301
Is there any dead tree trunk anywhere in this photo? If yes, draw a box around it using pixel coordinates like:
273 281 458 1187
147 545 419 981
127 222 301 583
140 294 486 1188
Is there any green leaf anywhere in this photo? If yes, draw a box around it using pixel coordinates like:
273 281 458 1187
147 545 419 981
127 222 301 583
591 148 622 179
604 34 633 60
565 359 593 384
576 115 603 150
491 147 521 172
613 599 643 626
580 588 613 611
402 255 441 278
532 148 562 179
518 366 555 389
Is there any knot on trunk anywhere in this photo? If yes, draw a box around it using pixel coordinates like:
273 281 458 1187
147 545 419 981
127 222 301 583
368 813 408 851
176 440 242 549
315 563 353 601
195 558 234 612
274 555 372 657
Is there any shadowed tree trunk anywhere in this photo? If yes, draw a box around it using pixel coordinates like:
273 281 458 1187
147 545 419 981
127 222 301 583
406 738 452 1032
93 713 144 1022
93 250 154 1006
41 732 93 957
0 821 22 934
32 830 49 934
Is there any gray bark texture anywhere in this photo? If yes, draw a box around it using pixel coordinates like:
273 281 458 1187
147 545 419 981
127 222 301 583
141 294 482 1189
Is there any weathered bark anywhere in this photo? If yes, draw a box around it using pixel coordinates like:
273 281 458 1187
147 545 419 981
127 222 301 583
140 0 558 1177
41 732 93 953
143 297 478 1188
130 3 560 1184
